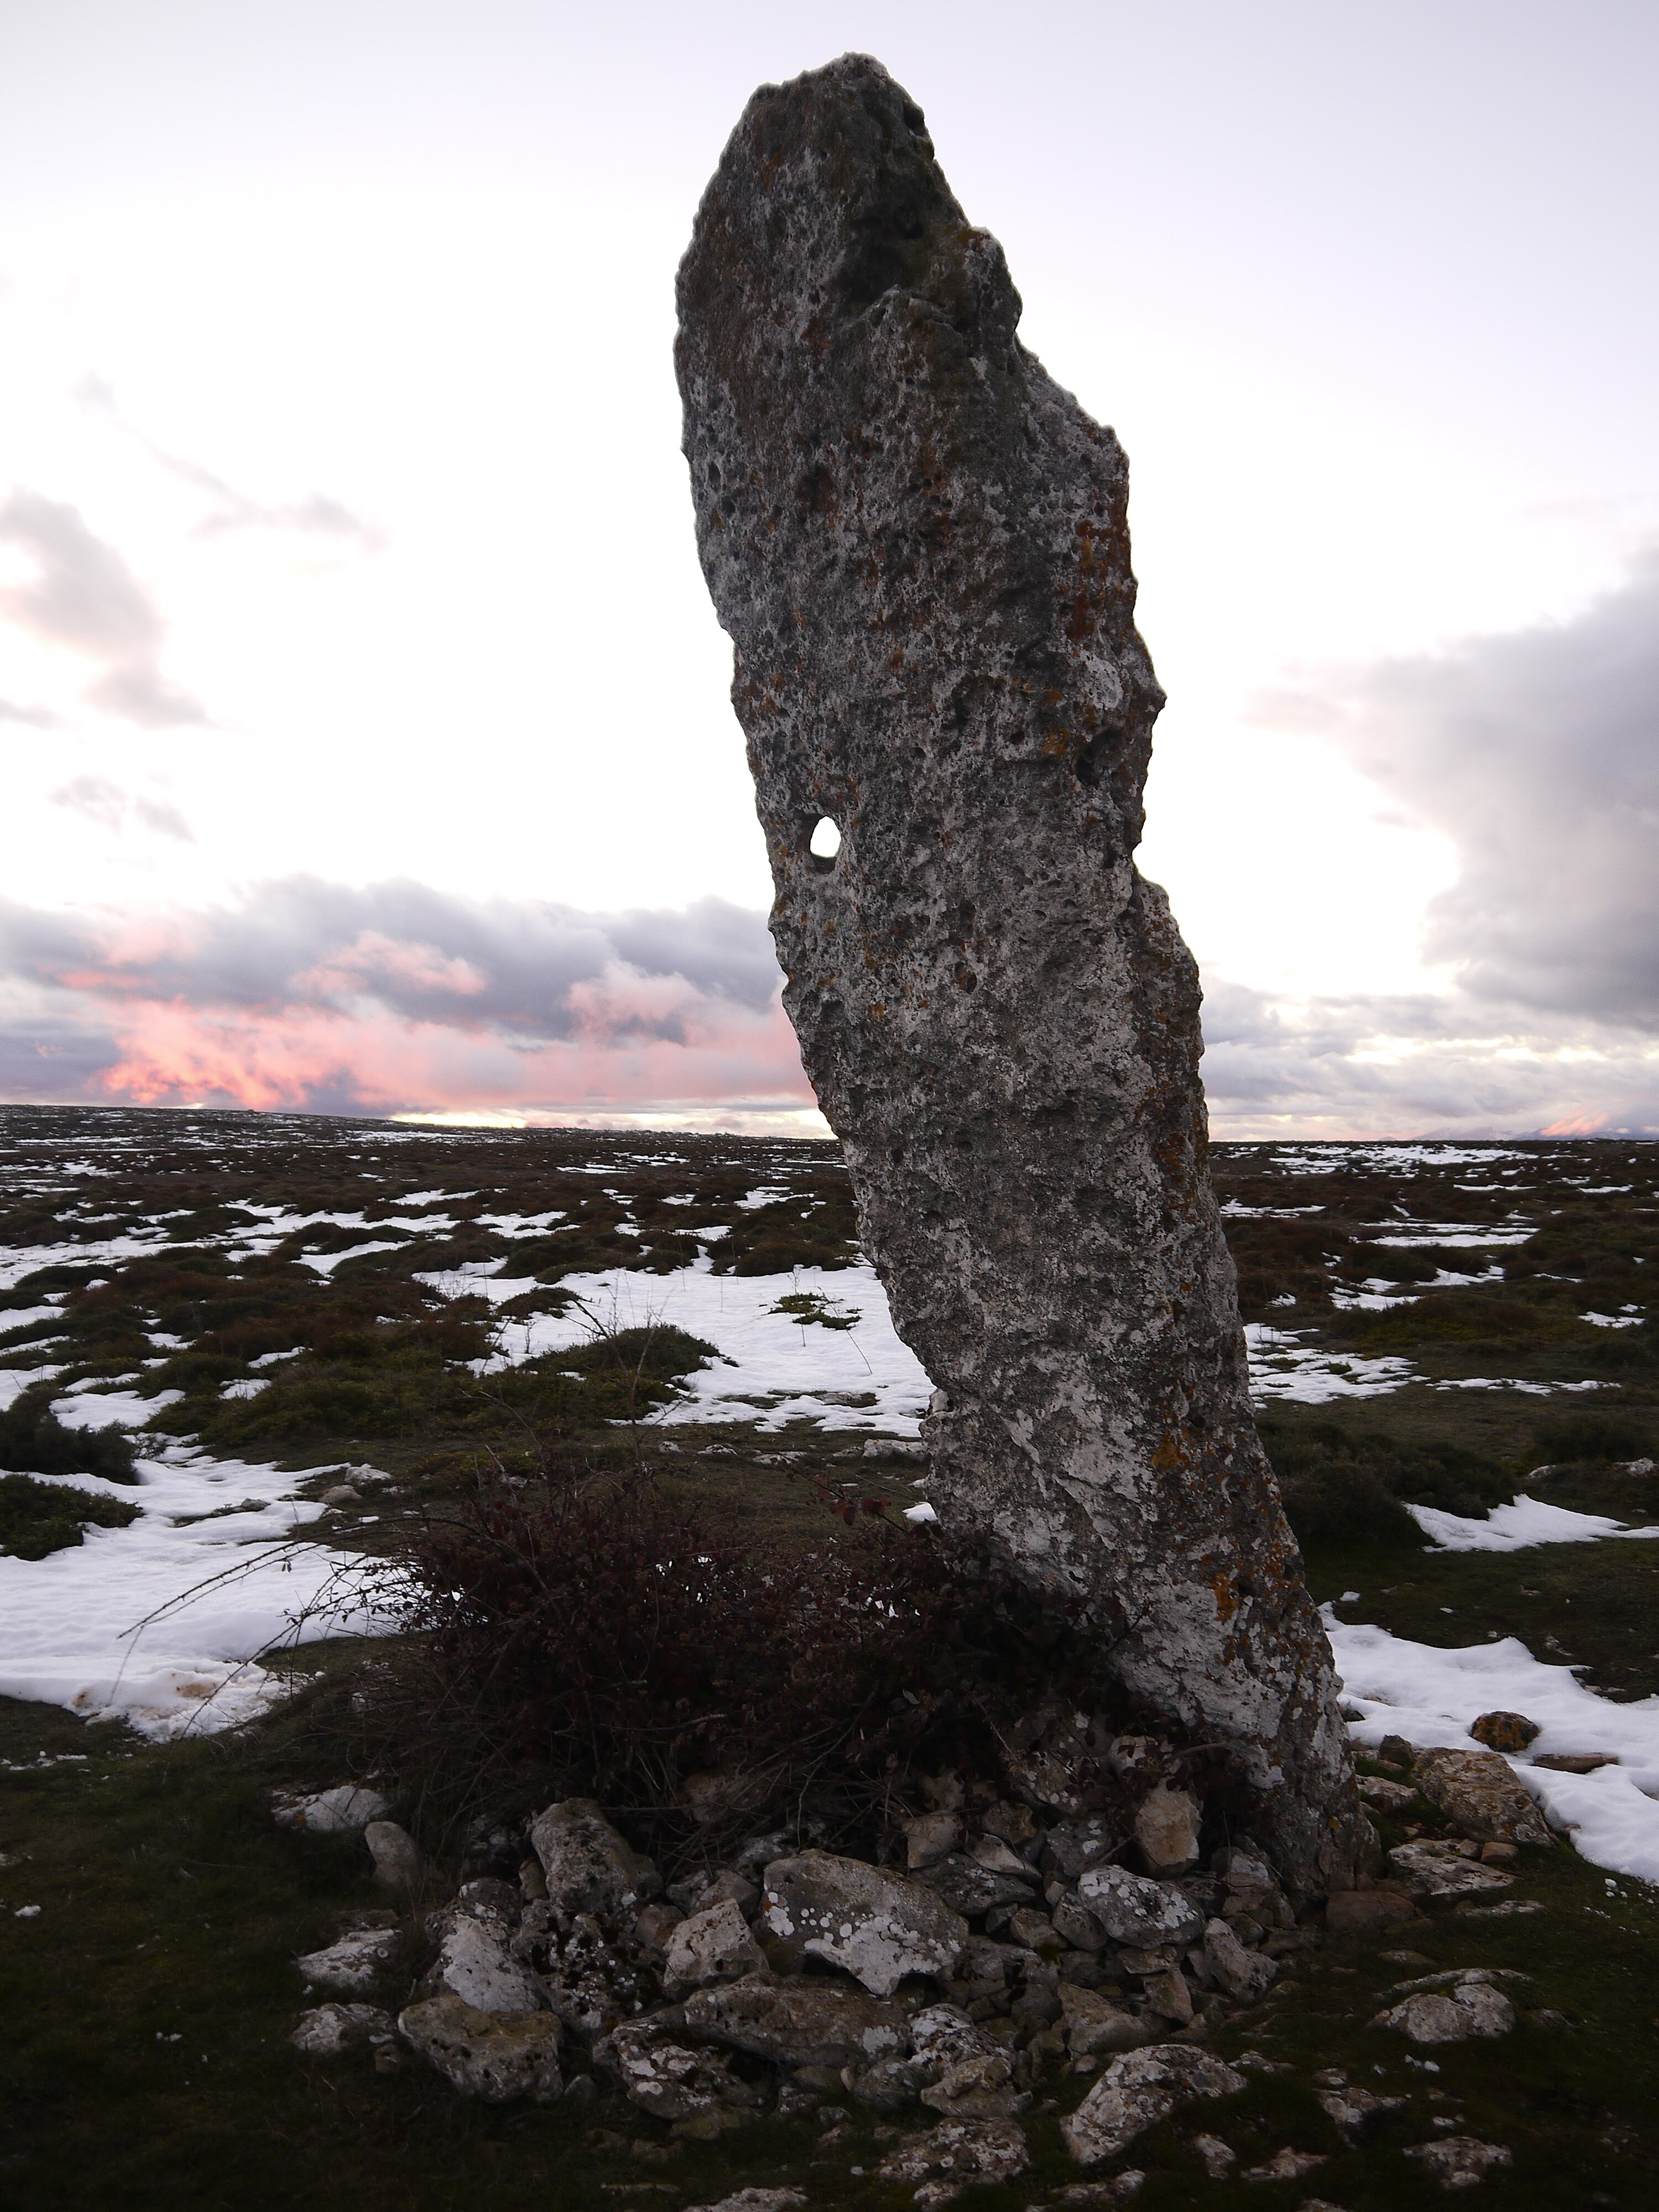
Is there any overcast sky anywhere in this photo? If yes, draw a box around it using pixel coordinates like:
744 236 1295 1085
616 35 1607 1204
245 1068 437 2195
2 0 1655 1137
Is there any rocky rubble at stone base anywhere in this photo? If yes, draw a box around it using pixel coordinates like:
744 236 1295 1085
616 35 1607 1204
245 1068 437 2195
280 1721 1557 2198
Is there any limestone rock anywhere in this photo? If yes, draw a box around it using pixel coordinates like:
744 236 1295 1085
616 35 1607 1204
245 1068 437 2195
528 1798 660 1918
1371 1977 1516 2046
1316 2081 1407 2138
877 2117 1030 2208
1241 2147 1326 2183
905 1811 962 1869
1132 1782 1201 1875
1040 1815 1117 1885
1412 1748 1552 1848
1192 2132 1237 2180
1388 1841 1515 1900
1201 1918 1277 2003
1061 2045 1245 2166
398 1994 563 2104
1051 1891 1108 1952
968 1834 1032 1877
599 2012 763 2124
290 2002 396 2056
761 1849 967 1994
688 2195 808 2212
273 1785 389 1834
296 1924 403 1996
918 1854 1036 1917
1469 1711 1540 1754
1404 2135 1513 2189
684 1975 910 2069
1060 1982 1152 2057
364 1819 431 1893
1076 1863 1203 1949
660 1897 770 1998
1358 1775 1419 1813
675 49 1364 1902
430 1908 547 2016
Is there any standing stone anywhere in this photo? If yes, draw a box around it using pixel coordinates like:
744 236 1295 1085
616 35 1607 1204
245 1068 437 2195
675 52 1363 1897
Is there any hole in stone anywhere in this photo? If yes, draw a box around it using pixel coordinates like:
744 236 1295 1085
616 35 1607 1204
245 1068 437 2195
809 817 842 863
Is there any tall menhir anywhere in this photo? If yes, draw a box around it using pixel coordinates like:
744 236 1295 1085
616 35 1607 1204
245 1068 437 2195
675 54 1366 1895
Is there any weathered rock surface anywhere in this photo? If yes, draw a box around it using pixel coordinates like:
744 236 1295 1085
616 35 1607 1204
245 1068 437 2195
1241 2147 1327 2183
1060 1982 1151 2056
918 1854 1036 1917
600 2012 763 2124
1412 1747 1552 1847
290 2002 396 2056
877 2117 1030 2209
761 1849 967 1994
429 1908 547 2016
661 1898 770 1998
364 1819 431 1892
296 1924 403 1996
1202 1917 1278 2002
398 1994 563 2103
1387 1841 1516 1900
674 49 1363 1899
1061 2044 1245 2166
529 1798 660 1918
1132 1782 1202 1875
1371 1974 1516 2046
685 1976 910 2068
1314 2080 1408 2138
1403 2135 1513 2189
273 1785 389 1834
1469 1710 1540 1754
1076 1864 1203 1949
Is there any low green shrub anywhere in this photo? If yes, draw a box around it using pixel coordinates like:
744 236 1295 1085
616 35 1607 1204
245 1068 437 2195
0 1387 139 1484
0 1472 139 1557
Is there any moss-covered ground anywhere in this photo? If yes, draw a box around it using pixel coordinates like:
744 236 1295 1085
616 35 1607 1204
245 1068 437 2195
2 1109 1657 2206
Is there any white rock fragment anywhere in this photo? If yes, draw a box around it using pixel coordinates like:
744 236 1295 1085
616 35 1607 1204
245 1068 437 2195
273 1785 390 1834
1061 2046 1245 2166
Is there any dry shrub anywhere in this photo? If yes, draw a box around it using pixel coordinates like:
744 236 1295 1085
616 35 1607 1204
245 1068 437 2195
354 1453 1118 1868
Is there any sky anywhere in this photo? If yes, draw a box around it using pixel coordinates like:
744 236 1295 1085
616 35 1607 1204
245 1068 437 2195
1 0 1655 1139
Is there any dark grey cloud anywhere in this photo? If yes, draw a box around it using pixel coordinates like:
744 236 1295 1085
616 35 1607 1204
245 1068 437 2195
1271 549 1659 1032
0 879 783 1047
0 486 206 728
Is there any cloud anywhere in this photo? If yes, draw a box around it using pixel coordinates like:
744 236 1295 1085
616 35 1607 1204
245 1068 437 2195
1266 548 1659 1032
77 377 384 551
0 487 206 727
0 880 810 1119
49 776 193 841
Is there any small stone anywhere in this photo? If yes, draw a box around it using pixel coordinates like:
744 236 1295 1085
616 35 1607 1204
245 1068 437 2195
1358 1775 1419 1813
1469 1712 1540 1754
1388 1841 1516 1900
919 1855 1038 1917
1326 1887 1417 1934
530 1799 660 1918
273 1785 389 1834
1317 2083 1407 2138
319 1484 361 1505
398 1993 563 2103
1454 1898 1545 1921
601 2013 763 2123
1531 1752 1619 1774
1479 1842 1517 1866
1371 1978 1516 2046
364 1820 430 1893
431 1908 547 2015
1055 2178 1146 2206
290 2002 395 2056
1404 2135 1513 2189
906 1812 963 1869
1192 2131 1236 2179
981 1801 1041 1853
1241 2147 1327 2183
1041 1816 1118 1885
1006 1905 1058 1952
922 1771 966 1813
968 1834 1032 1877
633 1901 685 1955
1077 1864 1204 1949
686 1976 910 2069
661 1898 769 1997
876 2117 1030 2204
1061 2046 1245 2166
1412 1748 1552 1848
295 1924 403 1996
1201 1918 1277 2003
1132 1782 1201 1876
519 1856 549 1902
1051 1891 1108 1952
1140 1965 1194 2024
687 2194 808 2212
762 1849 968 1995
1060 1984 1152 2057
700 1867 761 1917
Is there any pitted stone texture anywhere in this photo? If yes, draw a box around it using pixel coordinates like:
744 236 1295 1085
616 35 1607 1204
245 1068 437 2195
290 2002 396 2056
1201 1918 1277 2004
661 1898 770 1998
1387 1841 1515 1900
685 1976 911 2069
1404 2136 1513 2189
1412 1747 1552 1848
273 1785 389 1834
528 1798 660 1919
1060 1983 1152 2057
761 1849 968 1994
1076 1864 1202 1949
398 1994 562 2103
601 2012 764 2124
1371 1977 1517 2047
1061 2045 1245 2166
877 2117 1031 2208
296 1924 403 1996
675 50 1361 1901
430 1909 547 2016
